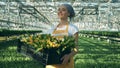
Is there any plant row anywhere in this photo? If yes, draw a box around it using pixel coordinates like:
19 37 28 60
79 31 120 37
0 29 42 36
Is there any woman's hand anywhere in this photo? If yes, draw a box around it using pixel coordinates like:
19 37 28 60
61 48 78 64
61 54 71 64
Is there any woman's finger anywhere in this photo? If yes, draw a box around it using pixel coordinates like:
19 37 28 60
62 58 67 64
61 55 66 61
61 55 69 64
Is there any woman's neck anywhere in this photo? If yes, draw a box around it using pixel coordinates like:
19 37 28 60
59 18 69 25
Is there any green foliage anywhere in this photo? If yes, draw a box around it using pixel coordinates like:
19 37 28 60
74 36 120 68
0 40 44 68
0 29 42 36
79 31 120 37
20 34 75 55
0 36 120 68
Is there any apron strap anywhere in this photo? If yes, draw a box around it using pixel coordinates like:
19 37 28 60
52 23 69 39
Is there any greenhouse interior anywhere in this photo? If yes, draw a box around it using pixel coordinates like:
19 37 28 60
0 0 120 68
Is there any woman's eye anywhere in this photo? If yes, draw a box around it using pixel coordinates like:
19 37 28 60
58 7 67 12
58 8 60 11
62 9 66 11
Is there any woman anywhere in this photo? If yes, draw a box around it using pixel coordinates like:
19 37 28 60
46 3 79 68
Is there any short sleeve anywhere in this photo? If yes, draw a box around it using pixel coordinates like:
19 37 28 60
68 24 79 35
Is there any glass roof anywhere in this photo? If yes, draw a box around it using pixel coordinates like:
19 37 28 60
0 0 120 31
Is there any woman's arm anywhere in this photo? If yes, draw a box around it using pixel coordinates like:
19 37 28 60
61 32 79 64
69 32 79 57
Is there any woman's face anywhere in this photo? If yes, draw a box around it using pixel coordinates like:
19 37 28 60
57 5 69 19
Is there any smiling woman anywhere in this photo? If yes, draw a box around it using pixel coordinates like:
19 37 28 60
46 3 78 68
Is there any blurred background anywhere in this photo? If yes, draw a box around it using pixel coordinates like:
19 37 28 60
0 0 120 68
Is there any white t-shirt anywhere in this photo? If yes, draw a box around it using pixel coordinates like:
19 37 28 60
47 23 79 36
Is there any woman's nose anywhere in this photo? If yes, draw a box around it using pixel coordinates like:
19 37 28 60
58 10 62 13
